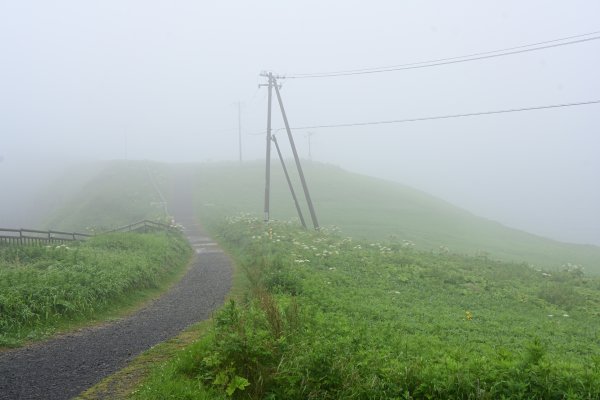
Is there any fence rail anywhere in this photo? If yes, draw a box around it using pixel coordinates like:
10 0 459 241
0 220 176 246
0 228 92 246
104 219 176 234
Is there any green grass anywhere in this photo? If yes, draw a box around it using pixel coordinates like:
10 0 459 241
76 222 254 400
37 159 600 272
190 161 600 273
133 217 600 399
44 160 169 233
0 159 191 347
0 231 191 347
34 160 600 398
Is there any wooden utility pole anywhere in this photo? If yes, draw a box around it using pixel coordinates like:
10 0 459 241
272 77 319 230
262 74 273 223
235 101 242 163
306 131 315 160
259 71 319 229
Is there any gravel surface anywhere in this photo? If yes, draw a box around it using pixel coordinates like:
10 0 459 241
0 169 232 400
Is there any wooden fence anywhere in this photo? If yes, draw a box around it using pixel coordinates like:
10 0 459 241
0 228 92 246
0 220 176 247
104 220 176 234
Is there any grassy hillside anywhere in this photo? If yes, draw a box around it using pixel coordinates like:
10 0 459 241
0 231 190 347
44 161 169 232
34 159 600 272
190 161 600 273
134 218 600 399
1 160 192 347
38 159 599 398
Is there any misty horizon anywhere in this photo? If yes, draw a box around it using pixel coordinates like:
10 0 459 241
1 1 599 246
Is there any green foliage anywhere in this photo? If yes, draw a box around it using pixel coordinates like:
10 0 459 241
523 337 546 367
0 231 190 346
539 283 585 310
136 216 600 399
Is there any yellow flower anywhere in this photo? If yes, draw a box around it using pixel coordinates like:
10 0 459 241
465 311 473 321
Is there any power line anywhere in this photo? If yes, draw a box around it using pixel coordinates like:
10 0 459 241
290 30 600 77
249 99 600 135
281 31 600 79
290 100 600 130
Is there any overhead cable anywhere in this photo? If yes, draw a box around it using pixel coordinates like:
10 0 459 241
248 99 600 135
282 32 600 79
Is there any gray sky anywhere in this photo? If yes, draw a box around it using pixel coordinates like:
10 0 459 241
1 1 599 245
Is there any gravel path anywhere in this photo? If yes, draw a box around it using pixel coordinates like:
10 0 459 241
0 169 232 400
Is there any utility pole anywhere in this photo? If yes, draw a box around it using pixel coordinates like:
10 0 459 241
259 73 274 223
306 131 315 160
124 127 128 161
272 135 307 228
235 101 243 163
272 76 320 230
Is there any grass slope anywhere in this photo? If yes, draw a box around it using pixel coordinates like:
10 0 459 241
0 160 190 347
133 218 600 399
0 231 191 347
44 160 169 232
191 161 600 273
34 159 600 271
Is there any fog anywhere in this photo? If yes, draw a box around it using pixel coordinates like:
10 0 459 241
1 1 599 245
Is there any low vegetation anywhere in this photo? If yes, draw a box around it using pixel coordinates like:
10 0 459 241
34 160 600 272
134 216 600 399
0 231 191 347
192 162 600 273
45 161 169 232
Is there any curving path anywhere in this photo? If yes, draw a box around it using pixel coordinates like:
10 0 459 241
0 169 232 400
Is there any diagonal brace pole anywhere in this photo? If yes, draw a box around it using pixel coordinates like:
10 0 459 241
272 78 320 230
272 135 307 228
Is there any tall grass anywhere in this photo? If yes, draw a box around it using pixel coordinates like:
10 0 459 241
0 231 190 346
134 216 600 399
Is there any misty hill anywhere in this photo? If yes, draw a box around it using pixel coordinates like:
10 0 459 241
192 161 600 273
40 160 600 274
43 161 168 232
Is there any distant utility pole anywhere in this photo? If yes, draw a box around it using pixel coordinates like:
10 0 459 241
124 129 128 160
306 131 315 160
235 101 243 163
